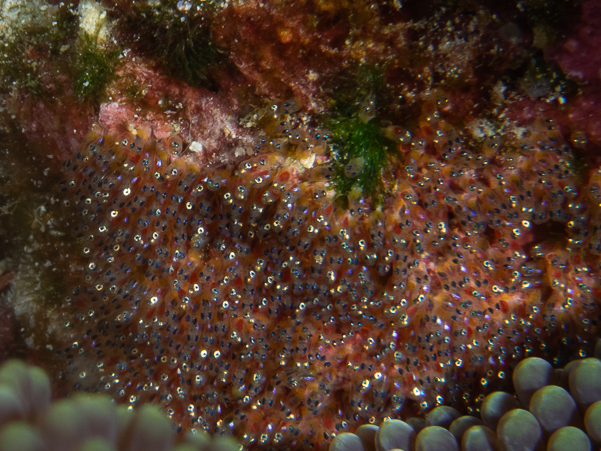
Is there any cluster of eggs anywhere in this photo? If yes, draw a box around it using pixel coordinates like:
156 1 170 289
52 97 600 450
330 354 601 451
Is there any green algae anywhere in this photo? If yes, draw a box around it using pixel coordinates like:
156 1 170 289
72 31 119 104
325 63 397 206
327 64 387 118
0 4 119 106
328 116 396 206
0 5 78 98
120 75 145 103
114 0 228 90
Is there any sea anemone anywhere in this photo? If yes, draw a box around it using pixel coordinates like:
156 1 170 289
0 359 241 451
330 353 601 451
0 354 599 451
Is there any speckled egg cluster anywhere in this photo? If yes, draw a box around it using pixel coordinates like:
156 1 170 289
53 100 601 450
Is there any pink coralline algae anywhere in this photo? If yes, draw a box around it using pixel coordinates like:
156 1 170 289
548 0 601 144
550 0 601 84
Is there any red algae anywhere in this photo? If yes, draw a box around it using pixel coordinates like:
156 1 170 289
102 60 252 154
48 101 600 449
